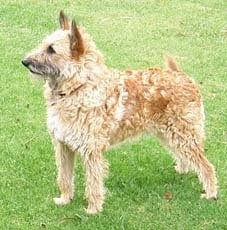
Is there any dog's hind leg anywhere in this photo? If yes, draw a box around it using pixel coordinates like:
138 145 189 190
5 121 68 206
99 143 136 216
193 151 217 200
53 140 75 205
174 154 191 174
167 130 217 200
178 145 217 199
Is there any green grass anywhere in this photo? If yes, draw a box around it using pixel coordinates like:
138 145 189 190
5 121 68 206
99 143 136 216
1 0 227 229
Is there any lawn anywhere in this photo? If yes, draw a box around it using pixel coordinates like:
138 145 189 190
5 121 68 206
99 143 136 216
0 0 227 229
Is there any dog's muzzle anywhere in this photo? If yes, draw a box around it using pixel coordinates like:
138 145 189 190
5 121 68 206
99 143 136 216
22 59 42 75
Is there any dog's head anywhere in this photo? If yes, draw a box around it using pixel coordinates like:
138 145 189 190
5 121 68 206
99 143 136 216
22 11 98 80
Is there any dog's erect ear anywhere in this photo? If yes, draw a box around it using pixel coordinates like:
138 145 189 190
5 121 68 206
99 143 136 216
70 20 85 59
59 11 69 30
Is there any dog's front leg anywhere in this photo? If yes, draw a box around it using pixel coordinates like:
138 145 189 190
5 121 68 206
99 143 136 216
53 140 75 205
84 153 108 214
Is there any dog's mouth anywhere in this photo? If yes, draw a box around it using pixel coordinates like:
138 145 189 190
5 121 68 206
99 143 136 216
29 68 42 76
28 67 42 76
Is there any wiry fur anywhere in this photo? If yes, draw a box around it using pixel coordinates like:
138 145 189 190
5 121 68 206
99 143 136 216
22 11 217 214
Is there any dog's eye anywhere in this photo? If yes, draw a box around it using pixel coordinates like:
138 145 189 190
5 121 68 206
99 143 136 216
47 45 56 54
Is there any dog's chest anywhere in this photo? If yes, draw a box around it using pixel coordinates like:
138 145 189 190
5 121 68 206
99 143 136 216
47 107 65 141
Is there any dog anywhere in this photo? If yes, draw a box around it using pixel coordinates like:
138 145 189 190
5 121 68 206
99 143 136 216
22 11 217 214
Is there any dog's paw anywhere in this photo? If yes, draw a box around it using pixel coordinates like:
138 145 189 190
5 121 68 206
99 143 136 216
200 193 217 200
53 197 72 205
85 205 102 215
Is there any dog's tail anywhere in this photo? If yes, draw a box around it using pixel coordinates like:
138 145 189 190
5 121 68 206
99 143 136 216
165 55 182 72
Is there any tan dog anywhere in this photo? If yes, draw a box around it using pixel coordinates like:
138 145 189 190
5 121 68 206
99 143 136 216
22 11 217 214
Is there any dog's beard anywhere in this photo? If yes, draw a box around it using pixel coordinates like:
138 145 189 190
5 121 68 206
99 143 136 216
27 65 48 82
29 71 46 82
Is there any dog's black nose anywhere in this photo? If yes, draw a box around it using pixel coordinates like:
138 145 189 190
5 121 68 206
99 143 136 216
22 59 30 67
